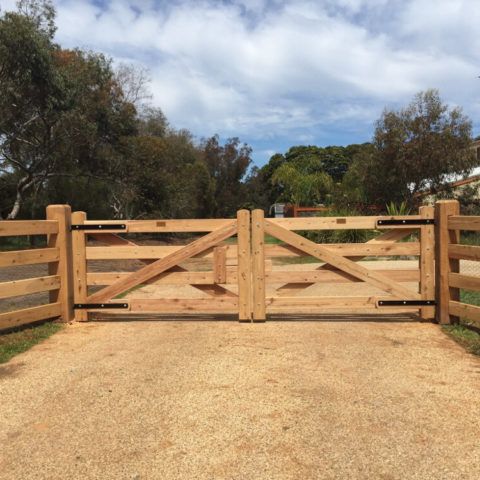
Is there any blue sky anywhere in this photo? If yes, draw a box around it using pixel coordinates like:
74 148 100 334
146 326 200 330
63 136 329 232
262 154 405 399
3 0 480 165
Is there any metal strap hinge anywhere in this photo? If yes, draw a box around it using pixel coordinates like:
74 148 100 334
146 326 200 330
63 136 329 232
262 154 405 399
377 219 434 226
71 224 127 231
74 303 129 309
378 300 436 307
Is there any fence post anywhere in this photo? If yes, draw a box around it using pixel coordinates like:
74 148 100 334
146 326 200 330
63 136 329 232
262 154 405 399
252 209 266 322
71 211 88 321
435 200 460 324
419 205 435 320
237 210 251 322
46 205 74 322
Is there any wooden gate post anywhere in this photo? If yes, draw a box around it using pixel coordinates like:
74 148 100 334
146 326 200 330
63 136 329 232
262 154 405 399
46 205 74 322
71 211 88 322
419 205 435 320
435 200 460 324
252 209 266 322
237 210 252 322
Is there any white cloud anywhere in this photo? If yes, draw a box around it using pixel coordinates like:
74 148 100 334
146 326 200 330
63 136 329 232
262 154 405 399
8 0 478 162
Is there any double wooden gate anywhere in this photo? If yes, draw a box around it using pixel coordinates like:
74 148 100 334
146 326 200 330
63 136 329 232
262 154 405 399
71 207 435 322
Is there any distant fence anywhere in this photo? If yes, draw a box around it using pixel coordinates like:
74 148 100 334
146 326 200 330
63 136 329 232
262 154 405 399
0 200 479 331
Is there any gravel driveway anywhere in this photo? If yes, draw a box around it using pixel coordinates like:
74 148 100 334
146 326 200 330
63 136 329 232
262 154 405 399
0 320 479 480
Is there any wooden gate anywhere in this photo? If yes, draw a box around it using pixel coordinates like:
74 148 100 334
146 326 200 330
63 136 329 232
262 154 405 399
70 207 435 322
71 210 252 321
250 207 435 321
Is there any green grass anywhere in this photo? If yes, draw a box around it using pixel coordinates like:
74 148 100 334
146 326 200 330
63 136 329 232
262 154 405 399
460 289 480 307
441 289 480 356
0 321 63 364
442 324 480 356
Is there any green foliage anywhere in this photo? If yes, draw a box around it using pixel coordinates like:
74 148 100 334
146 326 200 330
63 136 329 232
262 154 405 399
0 2 251 220
250 143 370 209
202 135 252 217
345 89 476 208
0 321 62 364
385 201 410 216
457 184 480 216
443 324 480 356
271 163 333 206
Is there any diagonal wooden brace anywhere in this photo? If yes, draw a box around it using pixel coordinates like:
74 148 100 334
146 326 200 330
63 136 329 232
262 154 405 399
275 228 416 295
88 221 238 303
265 220 419 300
90 234 236 298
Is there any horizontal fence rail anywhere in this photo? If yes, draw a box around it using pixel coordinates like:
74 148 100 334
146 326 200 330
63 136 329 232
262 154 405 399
0 205 72 331
437 205 480 326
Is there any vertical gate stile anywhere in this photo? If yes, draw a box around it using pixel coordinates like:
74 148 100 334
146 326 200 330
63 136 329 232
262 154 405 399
435 200 460 324
237 210 252 322
46 205 74 322
252 209 266 322
419 205 435 320
71 211 88 321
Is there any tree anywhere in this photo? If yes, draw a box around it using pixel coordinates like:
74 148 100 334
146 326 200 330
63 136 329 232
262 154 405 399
202 135 252 217
345 89 476 208
0 1 137 219
246 143 370 209
271 163 333 206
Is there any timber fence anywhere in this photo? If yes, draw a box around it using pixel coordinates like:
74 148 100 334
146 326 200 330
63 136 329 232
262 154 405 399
0 200 477 331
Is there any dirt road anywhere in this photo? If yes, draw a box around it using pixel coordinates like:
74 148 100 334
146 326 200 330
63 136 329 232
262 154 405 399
0 320 479 479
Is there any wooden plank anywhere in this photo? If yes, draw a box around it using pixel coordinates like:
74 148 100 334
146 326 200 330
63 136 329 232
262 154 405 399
85 245 238 260
0 220 58 237
265 220 419 299
0 275 61 299
0 303 61 331
265 296 418 313
419 205 435 319
449 301 480 324
213 247 227 283
252 210 266 321
448 244 480 261
128 298 238 314
435 200 460 324
0 247 59 267
267 269 419 284
87 221 237 302
269 215 422 231
448 215 480 231
47 205 74 322
72 212 88 321
448 272 480 291
83 218 233 233
87 269 240 286
265 242 420 257
237 209 251 321
266 296 376 308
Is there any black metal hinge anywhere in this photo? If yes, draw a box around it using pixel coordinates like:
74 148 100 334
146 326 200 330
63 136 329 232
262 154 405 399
71 224 127 231
74 303 129 309
377 219 434 226
378 300 436 307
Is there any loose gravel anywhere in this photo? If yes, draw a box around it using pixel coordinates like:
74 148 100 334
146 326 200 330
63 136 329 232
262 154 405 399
0 320 479 479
